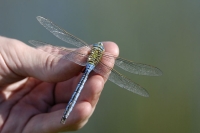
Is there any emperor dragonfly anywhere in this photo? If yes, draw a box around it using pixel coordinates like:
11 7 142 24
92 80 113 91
29 16 162 124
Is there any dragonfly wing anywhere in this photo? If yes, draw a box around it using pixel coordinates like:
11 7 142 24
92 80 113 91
29 40 89 66
51 31 88 48
93 56 149 97
108 69 149 97
115 57 162 76
93 62 112 79
101 51 162 76
65 46 90 66
36 16 88 48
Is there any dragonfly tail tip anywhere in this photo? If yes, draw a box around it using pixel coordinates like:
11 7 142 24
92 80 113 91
60 117 66 124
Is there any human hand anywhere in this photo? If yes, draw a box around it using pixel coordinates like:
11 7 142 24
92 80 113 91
0 36 119 133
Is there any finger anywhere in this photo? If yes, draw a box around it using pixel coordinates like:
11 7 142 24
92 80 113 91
0 36 84 85
22 103 90 132
103 41 119 57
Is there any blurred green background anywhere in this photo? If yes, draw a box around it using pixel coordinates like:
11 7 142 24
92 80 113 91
0 0 200 133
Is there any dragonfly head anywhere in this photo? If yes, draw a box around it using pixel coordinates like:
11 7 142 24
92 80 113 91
93 42 105 52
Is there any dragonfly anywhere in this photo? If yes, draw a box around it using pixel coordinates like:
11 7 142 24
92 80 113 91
29 16 162 124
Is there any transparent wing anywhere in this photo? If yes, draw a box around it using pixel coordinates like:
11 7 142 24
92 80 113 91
101 52 162 76
36 16 89 48
29 40 89 66
109 69 149 97
115 57 162 76
92 61 149 97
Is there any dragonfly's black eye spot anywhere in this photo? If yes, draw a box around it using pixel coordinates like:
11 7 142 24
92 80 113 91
98 42 103 46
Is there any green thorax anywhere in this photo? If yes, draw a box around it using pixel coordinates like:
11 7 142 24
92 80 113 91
87 42 104 66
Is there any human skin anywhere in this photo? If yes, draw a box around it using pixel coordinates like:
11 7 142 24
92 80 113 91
0 36 119 133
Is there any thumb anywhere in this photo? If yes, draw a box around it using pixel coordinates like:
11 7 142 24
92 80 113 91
0 36 83 85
